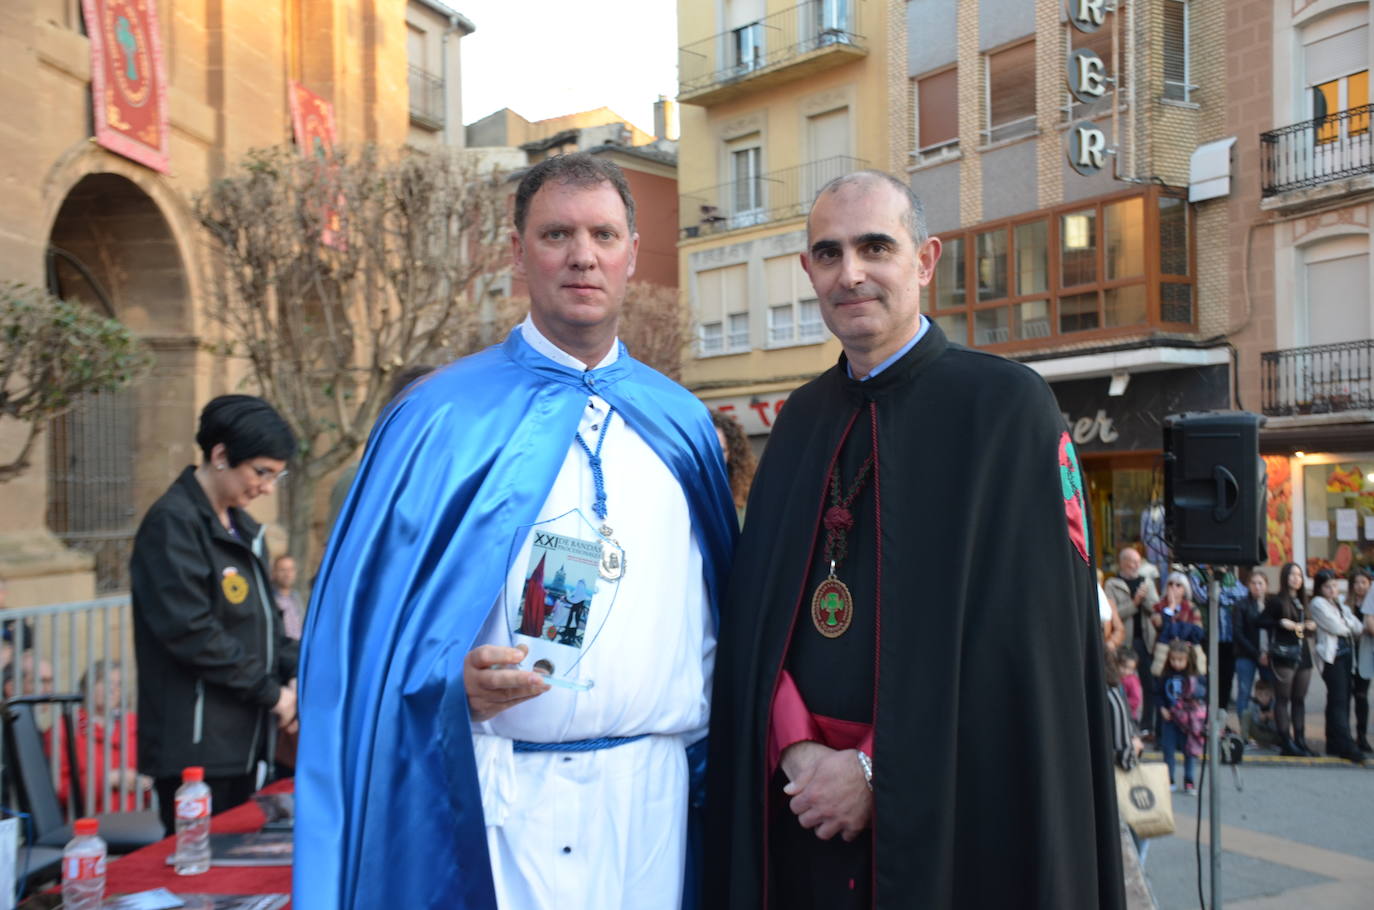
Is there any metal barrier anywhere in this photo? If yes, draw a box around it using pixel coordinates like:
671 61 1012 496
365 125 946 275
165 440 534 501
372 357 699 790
1260 340 1374 416
1261 104 1374 197
408 64 446 129
1 595 153 817
679 154 867 238
678 0 865 99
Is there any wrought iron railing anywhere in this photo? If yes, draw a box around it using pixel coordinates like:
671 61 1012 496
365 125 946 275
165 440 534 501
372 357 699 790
679 155 867 238
678 0 864 98
1260 104 1373 197
1261 340 1374 416
408 65 446 129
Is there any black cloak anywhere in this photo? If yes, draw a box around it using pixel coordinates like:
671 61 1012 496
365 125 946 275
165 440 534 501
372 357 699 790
705 324 1125 909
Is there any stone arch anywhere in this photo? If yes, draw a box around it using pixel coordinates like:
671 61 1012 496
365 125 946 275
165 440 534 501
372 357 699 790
42 149 201 592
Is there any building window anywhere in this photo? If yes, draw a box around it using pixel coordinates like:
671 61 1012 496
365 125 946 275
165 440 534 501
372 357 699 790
1313 70 1370 144
696 264 750 356
730 143 764 225
913 67 959 163
765 255 825 348
734 21 764 74
1162 0 1192 102
984 39 1036 144
923 187 1193 351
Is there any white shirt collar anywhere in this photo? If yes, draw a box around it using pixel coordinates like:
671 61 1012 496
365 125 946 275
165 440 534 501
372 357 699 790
519 315 620 371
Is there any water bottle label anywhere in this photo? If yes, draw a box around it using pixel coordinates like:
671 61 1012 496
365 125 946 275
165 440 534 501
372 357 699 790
63 855 105 879
176 794 210 820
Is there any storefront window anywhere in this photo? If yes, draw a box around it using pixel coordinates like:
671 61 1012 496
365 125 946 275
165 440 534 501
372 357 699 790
936 236 965 309
1105 284 1147 327
976 229 1007 301
974 307 1009 345
1105 197 1145 279
1060 291 1099 333
1015 220 1049 294
1303 461 1374 577
1014 300 1051 340
934 312 967 343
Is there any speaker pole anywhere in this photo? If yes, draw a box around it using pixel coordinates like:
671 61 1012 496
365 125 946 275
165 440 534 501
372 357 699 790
1206 566 1221 909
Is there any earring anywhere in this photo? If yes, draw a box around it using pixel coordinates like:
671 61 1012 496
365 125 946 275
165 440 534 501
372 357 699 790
216 464 226 471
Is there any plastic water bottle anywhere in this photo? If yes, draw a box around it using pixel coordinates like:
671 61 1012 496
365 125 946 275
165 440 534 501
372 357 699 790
174 765 212 875
61 817 106 910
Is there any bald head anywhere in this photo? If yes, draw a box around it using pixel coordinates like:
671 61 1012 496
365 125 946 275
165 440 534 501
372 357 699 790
809 170 928 247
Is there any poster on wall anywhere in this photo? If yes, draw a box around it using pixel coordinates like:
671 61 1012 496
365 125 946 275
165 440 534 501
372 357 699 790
82 0 171 174
1263 455 1292 566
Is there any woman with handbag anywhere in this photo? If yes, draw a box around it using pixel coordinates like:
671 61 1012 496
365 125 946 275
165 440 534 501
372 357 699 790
1264 562 1317 757
1309 569 1367 764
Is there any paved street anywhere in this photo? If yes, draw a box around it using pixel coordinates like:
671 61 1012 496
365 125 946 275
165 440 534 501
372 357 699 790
1142 675 1374 909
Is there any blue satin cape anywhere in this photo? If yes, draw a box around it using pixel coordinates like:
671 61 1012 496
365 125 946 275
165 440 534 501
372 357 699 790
293 330 736 908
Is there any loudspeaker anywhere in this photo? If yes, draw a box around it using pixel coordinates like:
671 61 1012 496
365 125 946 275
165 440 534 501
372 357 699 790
1163 411 1267 566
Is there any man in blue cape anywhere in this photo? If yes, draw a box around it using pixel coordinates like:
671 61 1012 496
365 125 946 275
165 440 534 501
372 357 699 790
294 153 736 908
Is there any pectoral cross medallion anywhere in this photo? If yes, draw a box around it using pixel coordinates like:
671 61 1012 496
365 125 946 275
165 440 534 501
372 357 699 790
811 575 853 638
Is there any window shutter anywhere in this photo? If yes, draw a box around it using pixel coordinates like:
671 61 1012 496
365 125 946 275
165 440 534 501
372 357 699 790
1162 1 1187 95
918 68 959 149
1305 26 1368 88
988 40 1036 127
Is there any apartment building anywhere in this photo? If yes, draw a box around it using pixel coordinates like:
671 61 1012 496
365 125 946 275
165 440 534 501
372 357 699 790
1222 0 1374 576
405 0 475 149
675 0 909 434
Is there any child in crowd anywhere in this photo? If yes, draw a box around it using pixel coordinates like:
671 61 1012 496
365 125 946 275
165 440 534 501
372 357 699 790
1243 678 1283 749
1157 638 1207 793
1116 646 1143 722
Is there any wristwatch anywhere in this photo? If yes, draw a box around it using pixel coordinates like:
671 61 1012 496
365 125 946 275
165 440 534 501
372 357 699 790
856 750 873 791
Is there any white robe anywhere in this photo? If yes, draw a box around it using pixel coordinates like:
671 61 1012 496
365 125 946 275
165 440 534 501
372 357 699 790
470 319 714 910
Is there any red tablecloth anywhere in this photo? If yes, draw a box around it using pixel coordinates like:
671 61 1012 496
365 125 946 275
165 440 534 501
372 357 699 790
103 778 294 905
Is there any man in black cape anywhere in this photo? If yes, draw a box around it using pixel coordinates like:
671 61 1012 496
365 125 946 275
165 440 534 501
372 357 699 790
704 171 1125 909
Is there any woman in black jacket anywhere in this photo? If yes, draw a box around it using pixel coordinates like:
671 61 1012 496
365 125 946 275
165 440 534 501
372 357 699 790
1263 562 1317 756
1232 569 1270 740
130 395 300 834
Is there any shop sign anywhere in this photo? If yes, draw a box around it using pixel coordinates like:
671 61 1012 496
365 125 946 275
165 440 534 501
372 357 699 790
706 392 793 436
82 0 171 173
1065 0 1112 177
1049 366 1231 454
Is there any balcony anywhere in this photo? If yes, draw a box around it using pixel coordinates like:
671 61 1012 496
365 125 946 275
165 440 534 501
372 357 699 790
680 155 866 239
678 0 866 106
408 65 445 130
1261 341 1374 417
1261 105 1373 200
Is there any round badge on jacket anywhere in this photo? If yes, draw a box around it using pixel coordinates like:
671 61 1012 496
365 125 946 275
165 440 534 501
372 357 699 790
221 567 249 604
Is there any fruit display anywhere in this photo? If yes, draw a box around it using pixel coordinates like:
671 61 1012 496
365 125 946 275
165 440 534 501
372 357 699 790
1326 464 1364 493
1264 455 1292 566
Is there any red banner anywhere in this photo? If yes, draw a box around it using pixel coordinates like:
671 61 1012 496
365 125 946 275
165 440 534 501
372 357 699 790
288 81 337 159
288 81 343 247
83 0 171 173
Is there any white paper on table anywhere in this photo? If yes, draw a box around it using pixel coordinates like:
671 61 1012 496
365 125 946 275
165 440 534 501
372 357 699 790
1308 519 1331 539
1336 508 1359 540
1365 516 1374 540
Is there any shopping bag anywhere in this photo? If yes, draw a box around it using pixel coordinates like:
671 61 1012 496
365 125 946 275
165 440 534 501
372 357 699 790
1115 761 1175 839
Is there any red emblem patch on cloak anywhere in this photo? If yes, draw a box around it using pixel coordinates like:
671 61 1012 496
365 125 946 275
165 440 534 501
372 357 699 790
1058 432 1089 564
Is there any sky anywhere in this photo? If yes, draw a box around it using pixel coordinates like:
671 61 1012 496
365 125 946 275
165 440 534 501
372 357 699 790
456 0 680 134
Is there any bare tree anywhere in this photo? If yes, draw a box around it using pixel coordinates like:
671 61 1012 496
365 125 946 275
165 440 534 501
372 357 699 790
501 281 691 380
195 145 510 569
0 282 151 483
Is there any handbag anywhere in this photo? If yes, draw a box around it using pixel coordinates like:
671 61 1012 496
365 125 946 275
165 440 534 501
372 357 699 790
1114 761 1175 839
1270 601 1306 665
